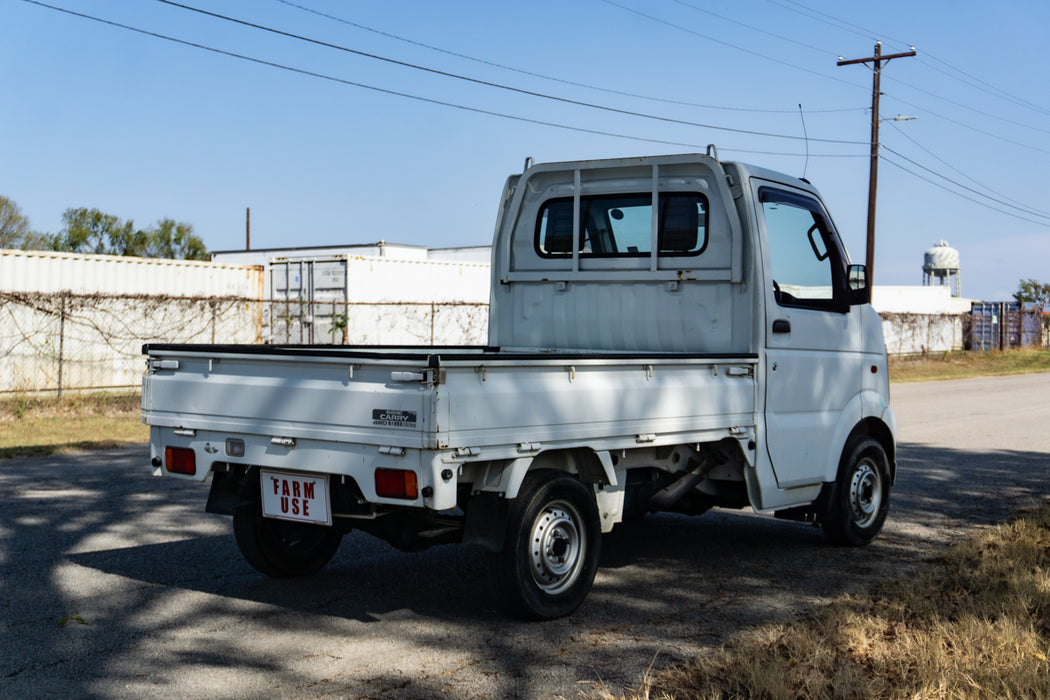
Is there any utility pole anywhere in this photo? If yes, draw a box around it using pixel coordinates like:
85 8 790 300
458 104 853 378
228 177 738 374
246 207 251 250
838 42 915 286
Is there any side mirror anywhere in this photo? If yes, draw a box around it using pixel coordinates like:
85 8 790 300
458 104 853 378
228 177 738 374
846 264 870 305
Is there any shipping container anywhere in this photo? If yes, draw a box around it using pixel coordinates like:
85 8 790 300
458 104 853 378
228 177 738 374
969 301 1043 351
266 255 490 345
0 248 263 297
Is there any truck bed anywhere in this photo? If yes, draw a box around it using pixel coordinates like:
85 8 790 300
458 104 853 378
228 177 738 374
143 343 757 442
142 343 759 511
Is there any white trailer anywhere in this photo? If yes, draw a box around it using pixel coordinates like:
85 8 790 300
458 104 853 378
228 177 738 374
143 152 895 619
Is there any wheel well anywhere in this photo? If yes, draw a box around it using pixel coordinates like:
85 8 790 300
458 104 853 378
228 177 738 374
845 418 896 482
527 448 609 486
462 451 603 553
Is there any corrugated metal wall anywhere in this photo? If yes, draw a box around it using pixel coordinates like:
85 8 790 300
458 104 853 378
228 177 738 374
1 249 263 297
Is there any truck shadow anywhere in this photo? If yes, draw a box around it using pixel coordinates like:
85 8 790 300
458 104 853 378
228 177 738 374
3 440 1047 697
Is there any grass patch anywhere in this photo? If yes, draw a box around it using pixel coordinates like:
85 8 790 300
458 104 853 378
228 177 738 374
622 505 1050 700
0 392 146 459
889 348 1050 383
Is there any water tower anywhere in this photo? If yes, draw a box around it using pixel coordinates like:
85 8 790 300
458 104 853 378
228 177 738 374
922 240 961 297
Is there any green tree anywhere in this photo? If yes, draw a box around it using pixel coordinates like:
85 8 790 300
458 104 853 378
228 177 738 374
50 207 141 255
1013 278 1050 308
1014 278 1050 334
47 207 207 260
0 194 46 249
144 218 208 260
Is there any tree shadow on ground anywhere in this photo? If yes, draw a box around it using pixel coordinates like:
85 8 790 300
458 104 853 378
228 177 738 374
1 441 1046 697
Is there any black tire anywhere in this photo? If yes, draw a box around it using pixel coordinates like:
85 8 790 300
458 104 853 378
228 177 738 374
233 505 344 577
821 437 891 546
488 471 602 620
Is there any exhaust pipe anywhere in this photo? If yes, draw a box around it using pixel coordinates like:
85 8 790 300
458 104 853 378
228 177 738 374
646 447 728 510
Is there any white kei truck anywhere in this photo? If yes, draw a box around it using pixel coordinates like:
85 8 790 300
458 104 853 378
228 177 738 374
142 151 895 620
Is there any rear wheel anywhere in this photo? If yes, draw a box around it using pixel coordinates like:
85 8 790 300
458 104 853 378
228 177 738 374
821 437 891 546
233 505 343 577
488 471 602 620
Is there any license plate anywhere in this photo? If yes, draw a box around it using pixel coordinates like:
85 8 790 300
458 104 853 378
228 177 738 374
259 469 332 526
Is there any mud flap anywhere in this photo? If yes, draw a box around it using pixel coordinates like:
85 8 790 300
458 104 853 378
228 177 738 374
462 491 510 552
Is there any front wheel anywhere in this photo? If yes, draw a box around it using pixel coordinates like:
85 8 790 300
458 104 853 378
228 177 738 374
821 437 891 546
488 471 602 620
233 505 344 577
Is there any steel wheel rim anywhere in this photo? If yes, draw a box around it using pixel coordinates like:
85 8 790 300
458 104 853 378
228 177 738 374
848 459 882 529
528 499 585 594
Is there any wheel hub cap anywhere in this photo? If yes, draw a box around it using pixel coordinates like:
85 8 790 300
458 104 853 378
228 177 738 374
529 501 584 594
849 460 882 529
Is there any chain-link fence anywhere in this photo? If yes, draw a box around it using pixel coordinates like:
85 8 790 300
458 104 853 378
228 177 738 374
11 290 1042 392
0 291 262 395
0 292 490 395
879 308 1046 356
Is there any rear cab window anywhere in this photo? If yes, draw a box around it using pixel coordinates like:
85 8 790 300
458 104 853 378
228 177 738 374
536 192 708 258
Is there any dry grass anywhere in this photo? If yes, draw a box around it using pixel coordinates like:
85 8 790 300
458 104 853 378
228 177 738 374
623 505 1050 700
889 348 1050 383
0 392 146 459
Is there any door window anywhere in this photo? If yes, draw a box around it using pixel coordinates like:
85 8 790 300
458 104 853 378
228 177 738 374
760 188 845 311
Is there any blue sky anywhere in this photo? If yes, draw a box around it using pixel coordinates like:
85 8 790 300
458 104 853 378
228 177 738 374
3 0 1048 301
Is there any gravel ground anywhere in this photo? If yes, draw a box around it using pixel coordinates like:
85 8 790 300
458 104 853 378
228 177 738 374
1 373 1048 698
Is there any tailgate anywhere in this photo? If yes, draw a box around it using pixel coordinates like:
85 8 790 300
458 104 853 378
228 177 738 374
142 348 434 448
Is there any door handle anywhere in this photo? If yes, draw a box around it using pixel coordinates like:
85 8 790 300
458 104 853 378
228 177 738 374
772 319 791 334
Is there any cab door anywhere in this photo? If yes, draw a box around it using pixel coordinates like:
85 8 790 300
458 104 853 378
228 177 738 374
756 182 864 489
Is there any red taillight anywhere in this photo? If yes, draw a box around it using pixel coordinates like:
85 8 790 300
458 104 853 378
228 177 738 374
375 468 418 499
164 446 196 476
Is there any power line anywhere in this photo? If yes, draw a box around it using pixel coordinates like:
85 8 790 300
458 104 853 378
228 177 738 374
887 75 1050 137
880 153 1050 230
764 0 1050 130
149 0 864 145
17 0 865 158
918 56 1050 119
881 91 1050 156
881 145 1050 222
275 0 859 115
665 0 832 58
606 0 1050 149
596 0 868 92
764 0 910 51
883 120 1050 218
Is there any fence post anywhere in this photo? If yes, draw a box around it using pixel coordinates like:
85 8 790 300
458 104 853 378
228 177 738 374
57 294 66 400
210 299 218 344
999 302 1006 351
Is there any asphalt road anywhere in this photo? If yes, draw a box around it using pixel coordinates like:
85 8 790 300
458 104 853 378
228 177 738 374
2 374 1048 698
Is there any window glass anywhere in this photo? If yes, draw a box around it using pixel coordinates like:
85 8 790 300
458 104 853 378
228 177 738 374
760 188 839 308
536 193 707 258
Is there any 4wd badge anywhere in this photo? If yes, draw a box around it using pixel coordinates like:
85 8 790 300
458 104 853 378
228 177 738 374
372 409 417 428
